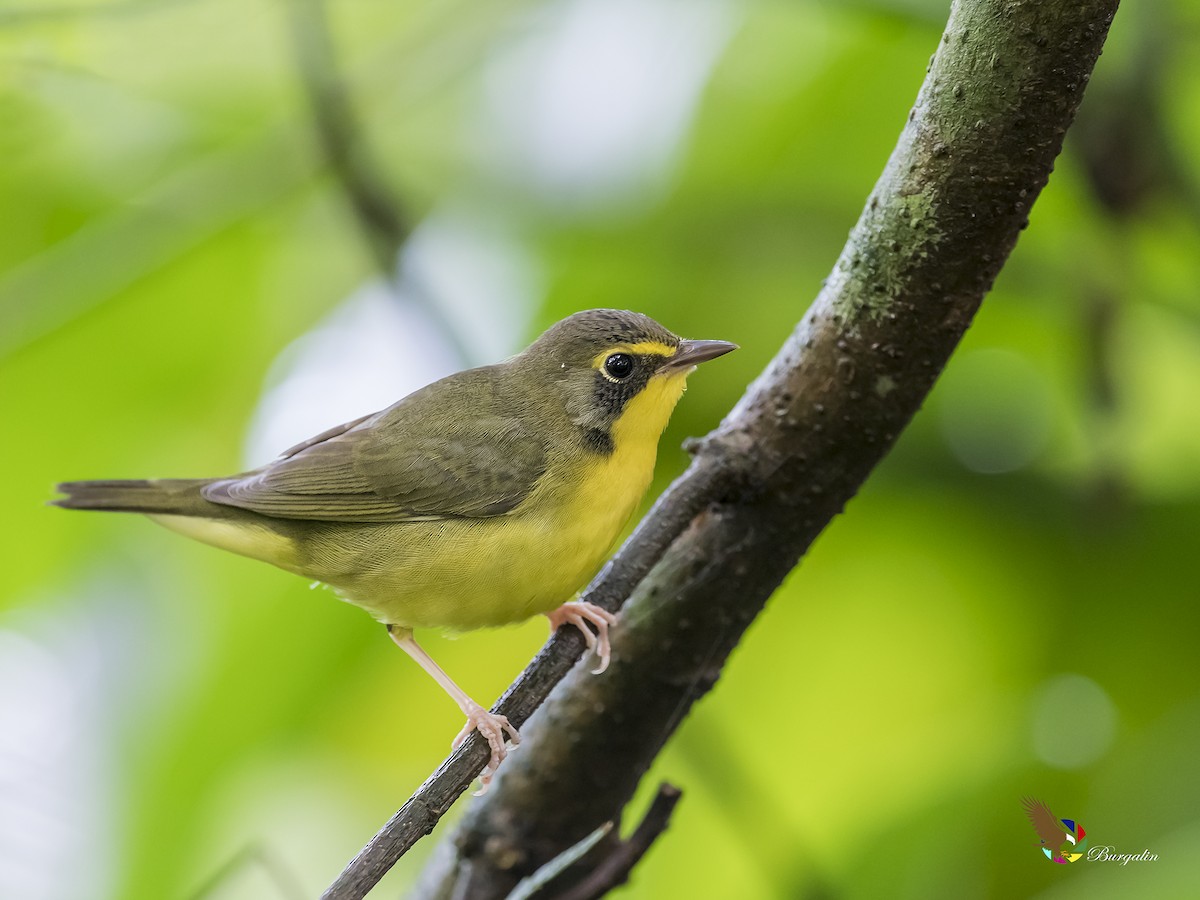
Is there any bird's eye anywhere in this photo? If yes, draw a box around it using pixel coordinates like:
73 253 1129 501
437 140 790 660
603 353 634 381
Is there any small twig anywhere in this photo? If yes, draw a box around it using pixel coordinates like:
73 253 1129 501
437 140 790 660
504 822 613 900
284 0 472 362
286 0 408 273
188 841 306 900
547 784 683 900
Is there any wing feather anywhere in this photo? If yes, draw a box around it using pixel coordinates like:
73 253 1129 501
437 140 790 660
203 373 547 523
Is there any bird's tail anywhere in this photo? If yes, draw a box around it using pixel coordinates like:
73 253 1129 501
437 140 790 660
52 478 220 517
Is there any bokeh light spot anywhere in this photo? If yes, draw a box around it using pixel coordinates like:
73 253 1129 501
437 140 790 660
1031 673 1117 769
938 348 1054 474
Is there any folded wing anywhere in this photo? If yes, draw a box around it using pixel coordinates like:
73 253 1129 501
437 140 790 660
204 389 546 523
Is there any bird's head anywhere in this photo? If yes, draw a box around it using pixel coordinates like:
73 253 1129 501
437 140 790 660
518 309 736 453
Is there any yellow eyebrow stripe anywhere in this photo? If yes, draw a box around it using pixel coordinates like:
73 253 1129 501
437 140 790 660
623 341 676 356
590 341 676 368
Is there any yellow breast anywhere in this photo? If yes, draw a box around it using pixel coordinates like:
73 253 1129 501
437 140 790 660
557 368 689 550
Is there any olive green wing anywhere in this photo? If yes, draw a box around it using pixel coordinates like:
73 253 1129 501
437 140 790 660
277 410 374 460
202 407 547 523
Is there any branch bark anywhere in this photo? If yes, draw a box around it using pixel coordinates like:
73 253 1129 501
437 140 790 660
322 0 1120 896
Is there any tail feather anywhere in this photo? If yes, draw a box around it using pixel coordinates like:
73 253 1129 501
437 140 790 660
52 478 221 517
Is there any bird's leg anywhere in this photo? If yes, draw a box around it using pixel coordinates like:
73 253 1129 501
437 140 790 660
386 625 519 795
545 601 619 675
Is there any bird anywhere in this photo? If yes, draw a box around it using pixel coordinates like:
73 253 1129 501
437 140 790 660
53 308 736 790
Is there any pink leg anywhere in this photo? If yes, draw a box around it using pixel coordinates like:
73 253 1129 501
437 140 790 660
387 626 519 795
545 601 619 674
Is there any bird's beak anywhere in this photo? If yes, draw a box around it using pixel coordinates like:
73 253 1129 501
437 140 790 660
658 339 738 372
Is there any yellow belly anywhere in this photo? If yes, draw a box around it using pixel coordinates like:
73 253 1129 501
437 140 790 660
311 432 656 629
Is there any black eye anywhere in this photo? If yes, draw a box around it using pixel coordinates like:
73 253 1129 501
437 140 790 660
603 353 634 380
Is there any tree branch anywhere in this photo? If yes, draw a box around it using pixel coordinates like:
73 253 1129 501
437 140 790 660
322 0 1121 896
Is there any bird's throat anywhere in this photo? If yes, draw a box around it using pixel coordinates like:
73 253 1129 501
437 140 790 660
610 370 690 451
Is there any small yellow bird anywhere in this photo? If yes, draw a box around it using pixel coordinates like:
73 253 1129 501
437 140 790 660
54 309 735 787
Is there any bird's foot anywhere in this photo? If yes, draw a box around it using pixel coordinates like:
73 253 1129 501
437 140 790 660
453 701 521 795
546 601 619 674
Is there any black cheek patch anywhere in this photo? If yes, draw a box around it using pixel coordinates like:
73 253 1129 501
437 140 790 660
580 355 662 455
582 428 615 455
593 366 652 416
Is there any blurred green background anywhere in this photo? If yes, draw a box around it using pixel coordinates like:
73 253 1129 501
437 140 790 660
2 0 1198 898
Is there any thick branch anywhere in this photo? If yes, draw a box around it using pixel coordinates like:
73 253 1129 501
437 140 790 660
319 1 1119 896
409 1 1121 897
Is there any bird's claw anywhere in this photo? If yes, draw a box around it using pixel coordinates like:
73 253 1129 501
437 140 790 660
453 702 520 795
546 601 620 674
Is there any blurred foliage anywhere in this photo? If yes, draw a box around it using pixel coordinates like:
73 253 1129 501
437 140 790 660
2 1 1199 898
